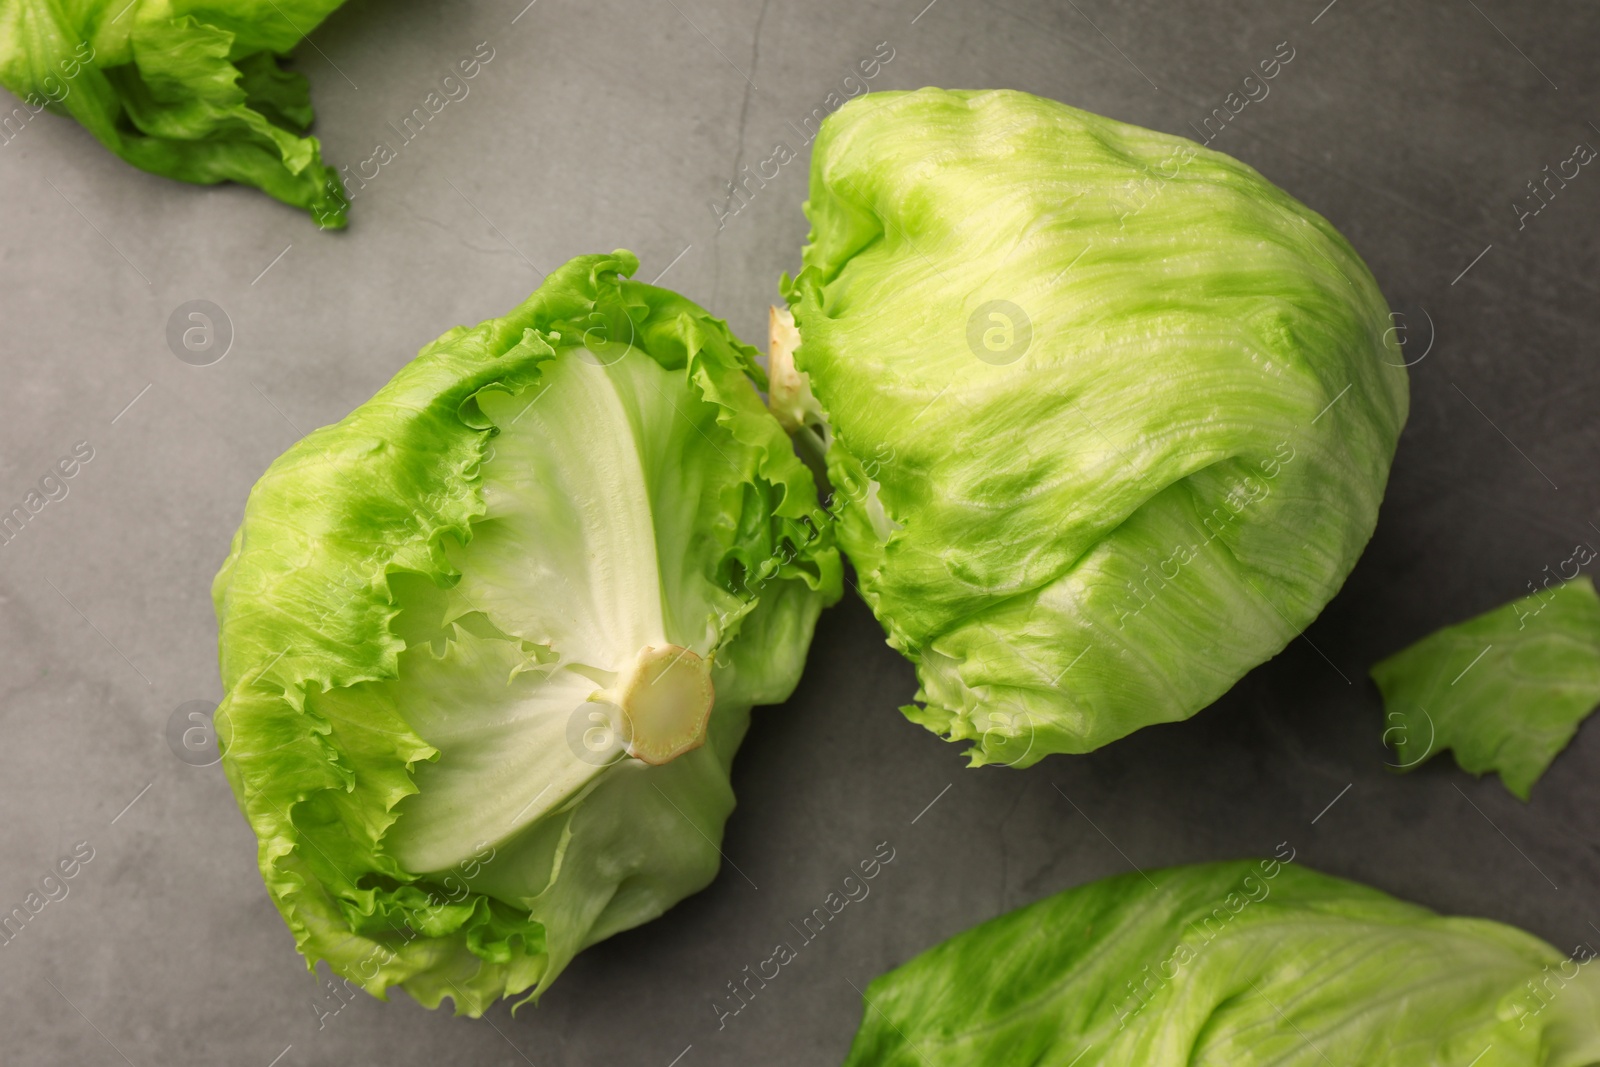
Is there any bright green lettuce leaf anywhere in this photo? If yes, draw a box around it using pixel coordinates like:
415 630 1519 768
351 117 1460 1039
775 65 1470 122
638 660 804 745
212 251 841 1015
0 0 350 225
844 859 1600 1067
781 89 1408 765
1372 576 1600 800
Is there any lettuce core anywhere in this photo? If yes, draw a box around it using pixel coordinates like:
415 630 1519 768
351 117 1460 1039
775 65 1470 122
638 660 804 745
605 644 715 765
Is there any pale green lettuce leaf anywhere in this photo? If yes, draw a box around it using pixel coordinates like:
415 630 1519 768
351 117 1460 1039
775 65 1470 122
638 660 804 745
844 860 1600 1067
1372 575 1600 800
212 251 840 1015
784 89 1408 765
0 0 350 224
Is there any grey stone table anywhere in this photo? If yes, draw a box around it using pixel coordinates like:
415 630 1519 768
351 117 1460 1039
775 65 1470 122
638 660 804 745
2 0 1597 1063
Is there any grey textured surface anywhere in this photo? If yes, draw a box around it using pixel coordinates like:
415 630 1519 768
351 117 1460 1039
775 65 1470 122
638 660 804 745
2 0 1598 1063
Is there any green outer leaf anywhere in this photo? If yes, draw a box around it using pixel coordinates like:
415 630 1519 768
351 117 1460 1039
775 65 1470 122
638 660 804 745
1372 576 1600 800
787 89 1407 764
0 0 349 225
844 860 1600 1067
212 251 840 1014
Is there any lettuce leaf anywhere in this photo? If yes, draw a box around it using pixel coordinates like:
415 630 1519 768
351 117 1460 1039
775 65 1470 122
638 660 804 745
1372 576 1600 799
782 89 1408 765
844 860 1600 1067
0 0 349 225
212 251 840 1014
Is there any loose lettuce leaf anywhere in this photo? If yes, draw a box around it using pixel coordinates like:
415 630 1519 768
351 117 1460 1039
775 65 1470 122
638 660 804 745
0 0 349 225
1372 576 1600 800
844 860 1600 1067
784 89 1408 765
212 251 840 1015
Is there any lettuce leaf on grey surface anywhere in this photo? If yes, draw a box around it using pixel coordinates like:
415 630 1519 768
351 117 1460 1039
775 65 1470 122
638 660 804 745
211 251 841 1015
844 859 1600 1067
0 0 349 225
778 88 1408 766
1372 575 1600 800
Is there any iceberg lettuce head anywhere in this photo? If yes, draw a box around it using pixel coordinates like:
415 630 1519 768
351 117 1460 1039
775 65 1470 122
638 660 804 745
212 251 840 1013
845 860 1600 1067
780 88 1409 765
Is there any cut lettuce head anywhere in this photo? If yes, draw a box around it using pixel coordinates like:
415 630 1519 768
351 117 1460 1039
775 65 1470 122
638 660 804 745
211 251 840 1014
1372 575 1600 800
844 859 1600 1067
779 89 1408 765
0 0 350 225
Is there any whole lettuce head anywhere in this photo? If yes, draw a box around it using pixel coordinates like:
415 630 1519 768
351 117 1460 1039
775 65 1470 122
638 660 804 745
781 88 1409 765
0 0 350 225
212 251 840 1014
845 859 1600 1066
